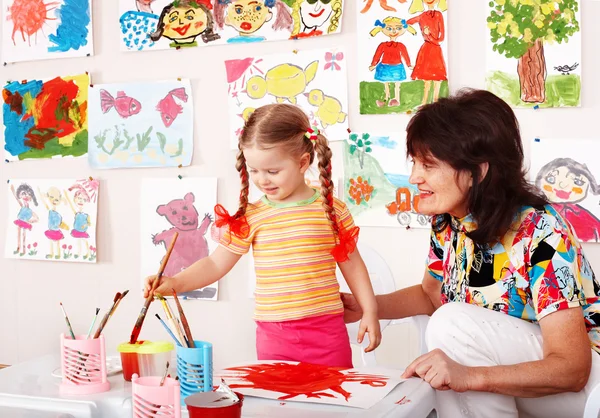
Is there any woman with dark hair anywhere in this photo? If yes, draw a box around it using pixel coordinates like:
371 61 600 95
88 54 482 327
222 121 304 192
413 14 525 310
342 89 600 417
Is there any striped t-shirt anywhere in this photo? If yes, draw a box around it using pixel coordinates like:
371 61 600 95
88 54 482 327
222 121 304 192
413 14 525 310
219 191 356 322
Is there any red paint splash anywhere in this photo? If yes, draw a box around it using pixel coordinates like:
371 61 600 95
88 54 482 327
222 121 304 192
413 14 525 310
8 0 59 45
223 363 388 402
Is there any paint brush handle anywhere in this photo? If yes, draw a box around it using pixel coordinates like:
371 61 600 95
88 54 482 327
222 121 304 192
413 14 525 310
173 290 195 349
130 233 179 344
92 312 110 339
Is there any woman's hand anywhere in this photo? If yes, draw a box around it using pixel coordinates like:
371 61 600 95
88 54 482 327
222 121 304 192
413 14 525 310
143 275 176 298
341 292 363 323
401 348 473 392
359 311 382 352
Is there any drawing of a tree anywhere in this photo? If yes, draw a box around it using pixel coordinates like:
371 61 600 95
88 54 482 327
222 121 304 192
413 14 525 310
487 0 579 103
349 133 372 169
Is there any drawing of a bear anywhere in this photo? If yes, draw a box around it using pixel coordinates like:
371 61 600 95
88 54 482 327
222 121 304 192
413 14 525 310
153 192 212 282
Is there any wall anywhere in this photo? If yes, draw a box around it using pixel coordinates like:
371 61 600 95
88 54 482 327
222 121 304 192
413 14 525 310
1 0 600 371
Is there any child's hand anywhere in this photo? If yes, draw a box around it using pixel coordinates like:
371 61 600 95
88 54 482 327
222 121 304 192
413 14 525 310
358 311 382 353
143 275 176 298
369 65 377 71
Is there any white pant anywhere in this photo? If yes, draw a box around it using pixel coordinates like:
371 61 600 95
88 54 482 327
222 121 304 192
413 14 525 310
426 302 600 418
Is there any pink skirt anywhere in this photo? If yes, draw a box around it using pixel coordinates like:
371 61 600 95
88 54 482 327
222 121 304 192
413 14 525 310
14 220 32 230
45 230 64 241
71 230 89 239
256 313 353 369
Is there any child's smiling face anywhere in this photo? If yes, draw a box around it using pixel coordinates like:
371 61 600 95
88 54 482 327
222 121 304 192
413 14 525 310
299 0 334 29
19 190 32 203
225 0 273 35
162 5 208 41
47 188 62 206
382 22 406 38
74 194 88 208
540 165 591 203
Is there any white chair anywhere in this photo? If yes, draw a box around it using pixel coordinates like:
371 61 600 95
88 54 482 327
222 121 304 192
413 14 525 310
336 242 430 367
584 383 600 418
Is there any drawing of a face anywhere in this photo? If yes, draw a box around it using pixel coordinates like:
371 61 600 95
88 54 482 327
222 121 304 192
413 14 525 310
161 5 209 42
300 0 333 30
47 187 62 207
425 0 439 8
18 190 32 204
381 21 406 39
539 165 590 203
74 193 88 208
225 0 273 35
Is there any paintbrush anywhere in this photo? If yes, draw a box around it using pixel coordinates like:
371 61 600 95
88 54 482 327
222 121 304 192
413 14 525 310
172 288 195 348
160 361 170 386
86 308 100 339
59 302 76 340
110 290 129 318
130 232 179 344
155 314 183 347
156 294 187 348
93 292 121 339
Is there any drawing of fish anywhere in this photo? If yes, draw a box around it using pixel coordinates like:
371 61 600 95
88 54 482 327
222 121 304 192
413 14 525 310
100 90 142 118
156 88 188 128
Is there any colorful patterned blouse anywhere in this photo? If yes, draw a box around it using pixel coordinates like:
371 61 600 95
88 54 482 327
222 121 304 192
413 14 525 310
427 205 600 353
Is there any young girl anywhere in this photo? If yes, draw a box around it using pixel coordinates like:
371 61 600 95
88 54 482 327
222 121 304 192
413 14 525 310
214 0 292 43
145 104 381 368
11 183 39 256
150 0 220 47
65 180 99 259
369 17 416 108
38 186 69 260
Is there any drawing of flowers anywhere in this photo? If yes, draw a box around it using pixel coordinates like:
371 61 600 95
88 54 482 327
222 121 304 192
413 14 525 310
348 177 375 206
62 244 73 260
89 246 97 262
27 242 38 256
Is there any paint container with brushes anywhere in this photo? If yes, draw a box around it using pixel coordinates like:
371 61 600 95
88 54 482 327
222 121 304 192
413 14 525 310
176 340 213 404
132 372 181 418
59 334 110 395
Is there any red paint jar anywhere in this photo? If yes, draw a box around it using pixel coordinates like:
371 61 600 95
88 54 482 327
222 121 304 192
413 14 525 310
185 392 244 418
117 341 149 382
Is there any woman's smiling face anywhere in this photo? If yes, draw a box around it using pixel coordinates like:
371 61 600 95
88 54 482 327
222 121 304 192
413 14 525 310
162 6 208 41
225 0 273 35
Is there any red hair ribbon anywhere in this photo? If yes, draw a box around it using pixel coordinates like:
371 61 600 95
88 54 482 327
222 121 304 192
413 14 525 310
214 204 250 240
305 127 320 142
331 225 360 262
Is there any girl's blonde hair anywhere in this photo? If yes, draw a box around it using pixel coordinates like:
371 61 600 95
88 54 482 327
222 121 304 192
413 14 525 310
409 0 447 14
370 17 417 37
230 104 341 247
291 0 343 37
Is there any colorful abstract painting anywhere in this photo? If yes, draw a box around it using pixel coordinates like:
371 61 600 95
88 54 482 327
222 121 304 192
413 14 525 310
3 73 89 161
486 0 581 108
218 361 404 409
530 138 600 242
358 0 449 114
225 47 349 148
1 0 93 63
141 178 218 300
88 79 193 169
6 178 99 262
119 0 344 52
343 132 430 229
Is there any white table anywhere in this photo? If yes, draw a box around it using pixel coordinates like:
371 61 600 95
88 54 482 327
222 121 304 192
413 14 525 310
0 355 435 418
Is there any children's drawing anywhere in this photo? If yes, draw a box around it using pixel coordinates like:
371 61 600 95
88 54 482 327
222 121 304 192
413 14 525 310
343 132 430 229
225 48 349 148
358 0 448 114
5 179 99 262
486 0 581 108
1 0 93 63
530 138 600 243
218 361 403 409
119 0 343 51
3 74 89 161
141 178 218 300
88 79 193 169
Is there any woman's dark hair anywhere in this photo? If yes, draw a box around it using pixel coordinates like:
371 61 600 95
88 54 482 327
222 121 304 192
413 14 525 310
150 1 220 43
406 89 547 244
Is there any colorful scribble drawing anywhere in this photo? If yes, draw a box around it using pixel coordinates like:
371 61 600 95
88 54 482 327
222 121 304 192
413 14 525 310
246 61 319 104
7 0 58 45
37 186 69 260
149 0 220 47
214 0 293 43
343 133 430 228
47 0 91 52
156 87 188 127
290 0 342 38
100 90 143 119
10 183 39 256
535 158 600 242
64 179 99 260
153 192 216 299
486 0 580 107
2 74 88 161
222 362 388 402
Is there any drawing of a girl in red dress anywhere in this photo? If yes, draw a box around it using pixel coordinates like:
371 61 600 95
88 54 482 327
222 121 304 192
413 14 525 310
407 0 447 106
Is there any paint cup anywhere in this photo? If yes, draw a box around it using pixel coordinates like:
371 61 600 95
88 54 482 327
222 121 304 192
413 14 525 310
185 391 244 418
138 341 174 377
132 373 181 418
176 340 213 403
59 334 110 395
117 340 151 381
